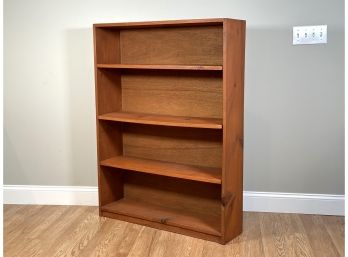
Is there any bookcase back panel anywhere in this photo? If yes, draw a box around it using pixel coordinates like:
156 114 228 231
123 172 221 219
122 124 222 168
120 26 223 65
121 70 222 118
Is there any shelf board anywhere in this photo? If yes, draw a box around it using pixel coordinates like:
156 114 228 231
96 64 222 71
101 198 221 236
94 18 225 28
100 156 222 184
98 112 222 129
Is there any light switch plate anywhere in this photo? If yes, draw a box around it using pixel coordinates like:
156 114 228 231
293 25 327 45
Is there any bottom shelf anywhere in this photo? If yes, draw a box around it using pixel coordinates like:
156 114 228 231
101 198 221 236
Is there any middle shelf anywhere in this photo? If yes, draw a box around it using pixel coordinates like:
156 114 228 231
100 156 222 184
97 63 223 71
98 112 222 129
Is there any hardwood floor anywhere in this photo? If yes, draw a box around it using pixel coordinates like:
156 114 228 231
4 205 344 257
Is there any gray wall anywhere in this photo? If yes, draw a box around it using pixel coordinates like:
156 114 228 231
4 0 344 194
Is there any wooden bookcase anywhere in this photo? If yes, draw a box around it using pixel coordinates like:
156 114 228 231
93 18 245 244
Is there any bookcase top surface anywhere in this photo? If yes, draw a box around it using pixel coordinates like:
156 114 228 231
93 18 245 28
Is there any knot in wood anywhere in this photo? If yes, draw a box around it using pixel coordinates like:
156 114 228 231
160 217 169 224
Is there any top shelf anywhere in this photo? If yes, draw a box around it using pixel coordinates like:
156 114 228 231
93 18 231 28
96 64 223 71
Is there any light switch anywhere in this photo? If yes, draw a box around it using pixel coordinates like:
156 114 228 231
293 25 327 45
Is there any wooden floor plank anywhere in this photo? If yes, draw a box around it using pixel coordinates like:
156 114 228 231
14 206 72 257
105 223 143 257
260 212 315 257
171 235 205 257
13 206 97 257
201 240 224 257
5 205 53 254
52 207 105 257
224 212 264 257
4 205 43 231
4 204 25 217
289 214 315 257
322 216 345 257
260 213 290 257
148 230 172 257
82 219 128 257
39 206 95 256
126 227 158 257
30 205 70 238
3 205 344 257
160 232 197 257
300 214 342 257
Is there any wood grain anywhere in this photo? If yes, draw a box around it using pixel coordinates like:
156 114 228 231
5 206 95 257
120 26 223 65
123 172 221 219
95 69 121 115
122 125 222 168
77 218 129 257
4 205 344 257
115 171 222 242
102 211 221 244
102 198 221 236
94 28 120 64
221 19 246 243
5 205 45 250
97 122 123 208
300 214 342 257
121 69 222 119
98 166 123 207
97 64 222 70
105 223 142 257
52 208 106 257
224 212 264 256
94 18 228 28
94 28 122 216
260 213 315 257
98 111 223 129
125 226 157 257
322 215 345 257
100 155 222 184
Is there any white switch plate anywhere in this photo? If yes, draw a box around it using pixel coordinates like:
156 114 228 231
293 25 327 45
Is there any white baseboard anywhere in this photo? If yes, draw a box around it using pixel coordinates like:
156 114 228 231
3 185 345 216
243 191 344 216
4 185 98 206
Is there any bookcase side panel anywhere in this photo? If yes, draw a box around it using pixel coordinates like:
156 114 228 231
99 166 124 206
94 27 120 64
221 20 246 243
96 69 122 115
94 26 124 211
